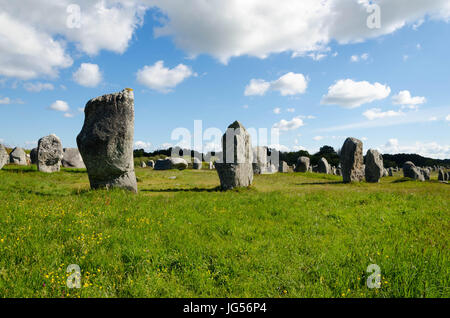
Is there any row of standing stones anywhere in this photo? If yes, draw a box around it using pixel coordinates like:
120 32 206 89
1 89 449 192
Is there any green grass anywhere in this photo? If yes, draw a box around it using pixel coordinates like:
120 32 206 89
0 165 448 298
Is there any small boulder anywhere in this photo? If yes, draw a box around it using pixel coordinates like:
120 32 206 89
318 157 331 174
62 148 85 168
147 160 155 168
296 156 310 172
9 147 28 166
403 161 425 182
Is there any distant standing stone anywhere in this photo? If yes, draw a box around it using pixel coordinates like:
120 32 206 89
296 156 310 172
209 161 214 170
438 169 446 182
140 161 147 168
318 157 331 174
77 89 137 193
0 144 9 169
403 161 425 182
193 157 202 170
279 161 289 173
37 134 64 173
154 157 188 170
340 137 364 183
365 149 384 183
9 147 28 166
388 167 394 177
62 148 85 168
215 121 253 190
30 148 38 164
252 146 268 175
147 160 155 168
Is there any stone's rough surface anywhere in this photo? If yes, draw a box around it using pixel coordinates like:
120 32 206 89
403 161 425 182
62 148 85 168
30 148 38 164
193 157 202 170
252 146 268 175
9 147 28 165
154 157 188 170
0 144 9 169
365 149 384 183
37 134 64 173
147 160 155 168
77 89 137 193
296 156 310 172
216 121 253 190
318 157 331 174
340 137 364 183
279 161 289 173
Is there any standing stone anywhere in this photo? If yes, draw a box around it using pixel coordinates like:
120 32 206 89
209 161 214 170
340 137 364 183
318 157 331 174
147 160 155 168
154 157 188 170
252 146 268 175
61 148 85 168
0 144 9 169
296 156 310 172
336 168 342 176
77 89 137 193
365 149 384 183
421 168 430 181
215 121 253 190
37 134 63 173
30 148 38 164
140 161 147 168
403 161 425 182
388 167 394 177
193 157 202 170
279 161 289 173
9 147 28 165
438 169 445 182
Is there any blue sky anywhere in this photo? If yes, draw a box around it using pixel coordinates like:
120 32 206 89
0 0 449 158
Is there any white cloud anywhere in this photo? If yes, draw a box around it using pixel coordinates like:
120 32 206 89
273 107 281 114
0 97 11 104
446 115 450 121
363 108 404 120
321 79 391 108
49 100 69 112
23 82 55 92
63 113 74 118
392 90 426 107
135 141 152 151
380 138 450 159
244 79 271 96
273 116 304 131
73 63 102 87
313 136 324 141
269 144 290 152
136 60 194 93
245 72 308 96
350 53 369 62
149 0 450 63
287 108 295 113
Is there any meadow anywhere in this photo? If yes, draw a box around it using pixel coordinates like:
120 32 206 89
0 165 448 298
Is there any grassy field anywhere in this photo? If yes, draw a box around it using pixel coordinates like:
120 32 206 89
0 165 448 298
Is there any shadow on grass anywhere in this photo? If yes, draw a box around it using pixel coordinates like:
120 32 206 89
62 169 87 174
295 181 343 186
141 186 222 193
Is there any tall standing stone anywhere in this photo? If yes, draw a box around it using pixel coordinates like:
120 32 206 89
252 146 268 175
215 121 253 190
279 161 289 173
193 157 202 170
403 161 425 182
365 149 384 183
340 137 364 183
61 148 85 168
37 134 63 173
9 147 28 165
77 89 137 193
0 144 9 169
296 156 310 172
318 157 331 174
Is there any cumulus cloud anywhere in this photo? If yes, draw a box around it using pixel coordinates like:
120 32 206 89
136 60 194 93
135 141 152 151
73 63 102 87
321 79 391 108
313 136 324 141
23 82 55 92
273 108 281 114
380 138 450 159
273 116 304 131
363 108 404 120
350 53 369 62
49 100 70 112
245 72 308 96
392 90 426 107
0 0 146 79
149 0 450 63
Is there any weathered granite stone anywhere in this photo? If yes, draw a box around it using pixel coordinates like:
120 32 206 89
30 148 38 164
403 161 425 182
147 160 154 168
0 144 9 169
154 157 188 170
340 137 364 183
365 149 384 183
215 121 253 190
37 134 63 173
318 157 331 174
296 156 310 172
76 89 137 192
61 148 85 168
9 147 28 166
279 161 289 173
140 161 146 168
